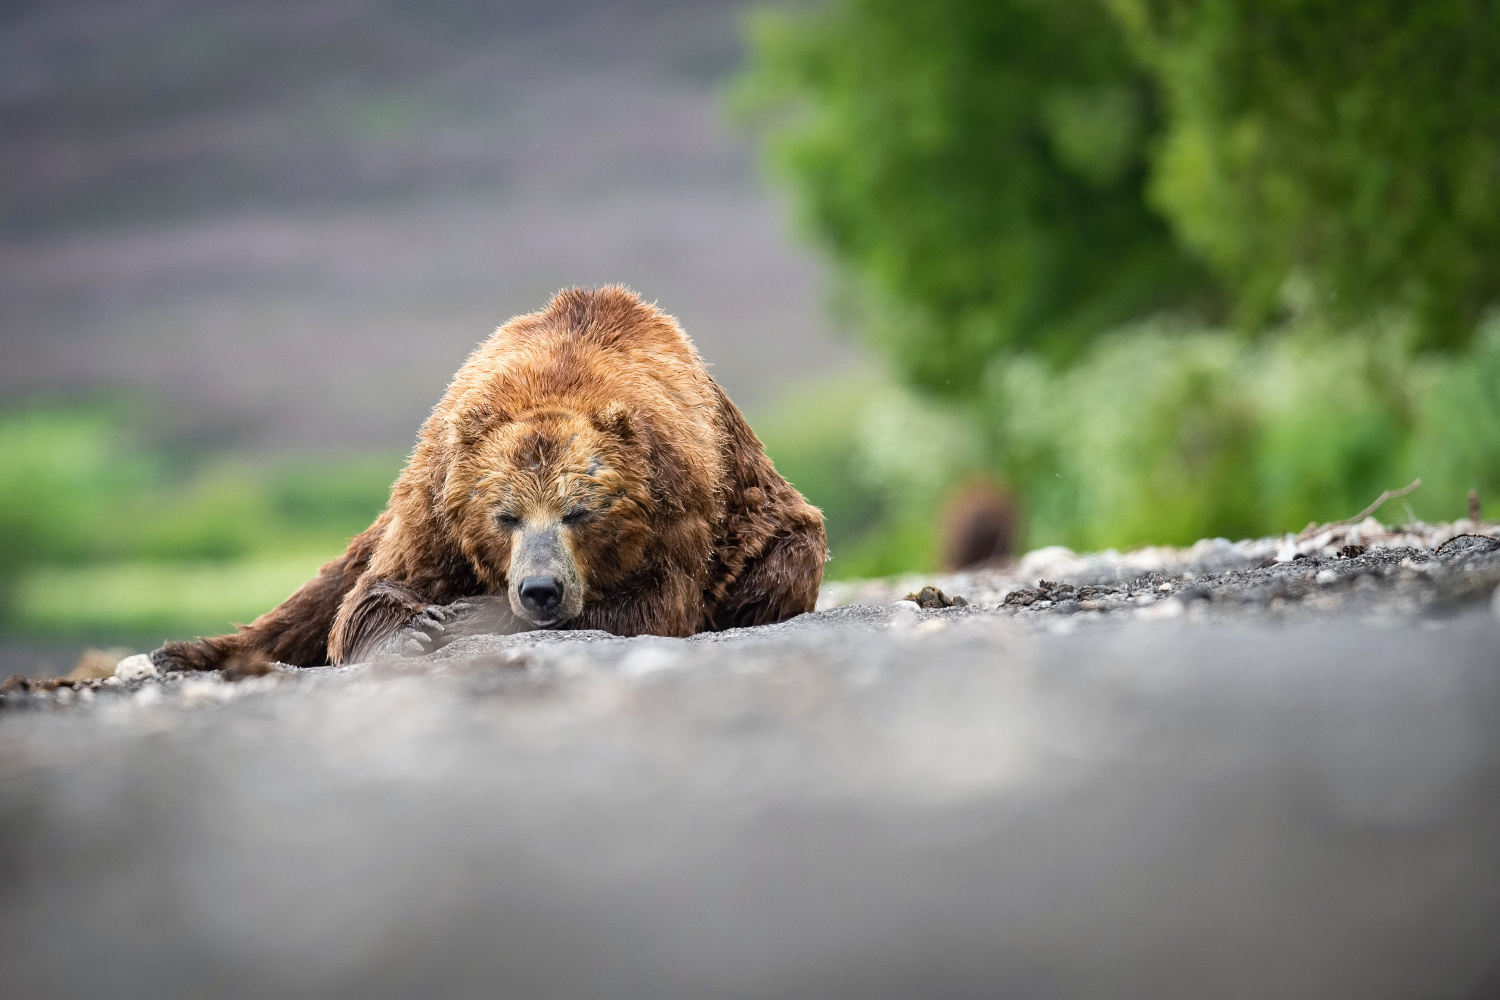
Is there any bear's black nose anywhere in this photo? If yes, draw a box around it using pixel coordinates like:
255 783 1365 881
518 576 563 617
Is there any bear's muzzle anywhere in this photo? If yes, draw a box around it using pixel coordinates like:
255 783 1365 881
508 520 584 627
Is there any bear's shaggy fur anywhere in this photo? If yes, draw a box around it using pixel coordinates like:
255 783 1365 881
153 286 827 670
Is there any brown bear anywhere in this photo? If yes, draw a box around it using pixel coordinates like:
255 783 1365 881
152 286 827 670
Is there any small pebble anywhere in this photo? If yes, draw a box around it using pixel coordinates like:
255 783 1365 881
1157 583 1172 592
114 654 158 683
1315 569 1338 584
618 645 682 678
1138 599 1184 620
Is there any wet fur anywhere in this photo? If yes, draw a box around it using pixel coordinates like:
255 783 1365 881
153 286 827 670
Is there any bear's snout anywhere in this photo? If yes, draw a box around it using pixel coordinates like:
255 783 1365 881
518 576 563 618
507 520 584 626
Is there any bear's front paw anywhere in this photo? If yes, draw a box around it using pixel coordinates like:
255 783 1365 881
150 640 223 673
384 607 449 657
378 598 521 658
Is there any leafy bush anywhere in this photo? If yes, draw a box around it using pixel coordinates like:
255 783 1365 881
742 0 1500 356
963 314 1494 554
1114 0 1500 346
987 320 1422 550
734 0 1214 396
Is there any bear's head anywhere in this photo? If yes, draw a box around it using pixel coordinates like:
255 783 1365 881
441 402 658 628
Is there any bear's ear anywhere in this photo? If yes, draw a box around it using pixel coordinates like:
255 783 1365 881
446 402 509 449
593 401 634 440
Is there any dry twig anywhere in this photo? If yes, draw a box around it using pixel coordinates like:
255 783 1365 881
1336 478 1422 527
1298 479 1423 538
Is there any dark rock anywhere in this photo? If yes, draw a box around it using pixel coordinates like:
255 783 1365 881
905 586 960 609
1435 534 1500 559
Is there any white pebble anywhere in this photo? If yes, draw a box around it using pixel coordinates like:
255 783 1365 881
1138 599 1184 620
1157 583 1172 592
114 654 158 682
180 679 236 706
1315 569 1338 584
618 644 682 678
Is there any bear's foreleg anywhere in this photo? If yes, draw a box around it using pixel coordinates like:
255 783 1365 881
150 520 384 673
327 578 431 663
327 581 517 663
150 548 361 672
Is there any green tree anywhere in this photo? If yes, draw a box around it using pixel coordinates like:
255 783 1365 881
736 0 1214 396
1111 0 1500 347
739 0 1500 561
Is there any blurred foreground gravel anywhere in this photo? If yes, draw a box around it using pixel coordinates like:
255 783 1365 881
4 521 1500 999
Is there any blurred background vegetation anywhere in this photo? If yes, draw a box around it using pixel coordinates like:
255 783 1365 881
744 0 1500 574
3 0 1500 656
0 402 402 642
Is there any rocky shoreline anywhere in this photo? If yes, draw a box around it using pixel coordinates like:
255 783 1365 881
2 521 1498 998
5 517 1498 710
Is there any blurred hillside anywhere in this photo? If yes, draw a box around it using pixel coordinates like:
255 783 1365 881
1 0 858 452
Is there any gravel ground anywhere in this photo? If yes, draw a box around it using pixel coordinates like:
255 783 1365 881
3 520 1499 998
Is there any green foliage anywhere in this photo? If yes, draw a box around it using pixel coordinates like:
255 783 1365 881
734 0 1214 395
737 0 1500 569
1114 0 1500 347
984 320 1404 551
742 0 1500 361
0 408 153 580
12 555 333 641
1408 316 1500 514
759 314 1497 577
990 327 1262 549
0 403 400 635
990 315 1497 551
